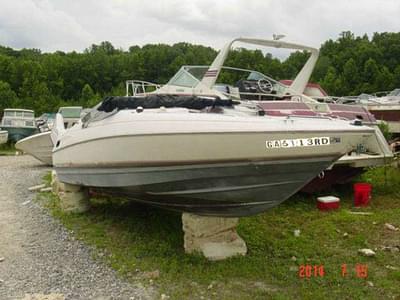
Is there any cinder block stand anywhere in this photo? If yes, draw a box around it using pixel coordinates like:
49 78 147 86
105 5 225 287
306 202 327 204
51 170 90 213
182 213 247 261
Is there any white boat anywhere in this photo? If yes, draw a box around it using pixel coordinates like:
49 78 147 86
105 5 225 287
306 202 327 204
15 106 84 165
0 130 8 145
15 131 52 165
52 89 376 217
0 109 37 142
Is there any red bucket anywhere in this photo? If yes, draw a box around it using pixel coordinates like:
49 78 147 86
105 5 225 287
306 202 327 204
353 183 372 207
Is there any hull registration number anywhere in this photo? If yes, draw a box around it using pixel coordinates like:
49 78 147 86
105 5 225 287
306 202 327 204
266 137 331 149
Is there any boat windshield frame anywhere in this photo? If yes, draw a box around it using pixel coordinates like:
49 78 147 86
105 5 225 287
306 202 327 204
126 80 162 96
167 65 289 95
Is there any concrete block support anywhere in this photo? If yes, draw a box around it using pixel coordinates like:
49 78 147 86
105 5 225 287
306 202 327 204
51 170 59 195
182 213 247 261
51 170 90 213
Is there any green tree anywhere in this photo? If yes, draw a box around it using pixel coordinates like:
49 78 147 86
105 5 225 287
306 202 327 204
80 84 100 107
342 58 360 95
393 65 400 87
375 66 394 92
361 58 380 93
0 81 18 112
320 66 345 96
87 41 119 55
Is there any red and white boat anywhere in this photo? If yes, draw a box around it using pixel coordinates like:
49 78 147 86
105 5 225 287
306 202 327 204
336 90 400 135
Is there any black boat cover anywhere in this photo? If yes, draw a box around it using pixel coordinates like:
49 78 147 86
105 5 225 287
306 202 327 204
97 95 235 113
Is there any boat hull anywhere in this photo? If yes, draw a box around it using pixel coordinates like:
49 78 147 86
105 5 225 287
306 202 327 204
56 156 337 217
0 130 8 145
15 131 53 165
53 111 374 217
2 126 37 142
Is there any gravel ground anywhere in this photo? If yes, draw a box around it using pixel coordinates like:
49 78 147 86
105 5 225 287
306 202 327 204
0 155 154 300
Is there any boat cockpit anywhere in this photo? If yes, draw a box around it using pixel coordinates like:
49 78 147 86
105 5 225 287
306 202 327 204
126 65 308 102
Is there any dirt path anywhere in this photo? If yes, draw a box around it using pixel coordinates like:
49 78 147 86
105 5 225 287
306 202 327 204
0 155 153 300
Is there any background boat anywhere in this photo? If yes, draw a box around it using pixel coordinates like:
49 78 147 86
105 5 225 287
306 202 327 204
0 130 8 145
0 109 37 142
15 106 84 165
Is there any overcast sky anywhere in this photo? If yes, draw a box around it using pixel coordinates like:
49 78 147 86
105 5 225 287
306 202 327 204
1 0 400 56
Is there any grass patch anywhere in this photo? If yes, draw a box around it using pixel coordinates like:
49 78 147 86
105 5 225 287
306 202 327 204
0 142 16 155
37 167 400 299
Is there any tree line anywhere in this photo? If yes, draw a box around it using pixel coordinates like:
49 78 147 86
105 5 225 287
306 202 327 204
1 31 400 115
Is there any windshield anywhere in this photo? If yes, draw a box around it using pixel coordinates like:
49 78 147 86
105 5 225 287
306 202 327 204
167 67 201 88
3 110 34 118
186 67 208 81
389 89 400 96
217 67 286 94
169 65 289 98
247 72 265 81
23 112 34 118
59 107 82 118
358 93 373 100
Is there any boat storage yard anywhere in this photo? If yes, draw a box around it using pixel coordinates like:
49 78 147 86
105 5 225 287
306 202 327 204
1 36 400 299
5 38 393 259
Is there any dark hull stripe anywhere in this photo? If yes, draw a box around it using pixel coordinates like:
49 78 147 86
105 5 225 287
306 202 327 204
56 156 337 217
